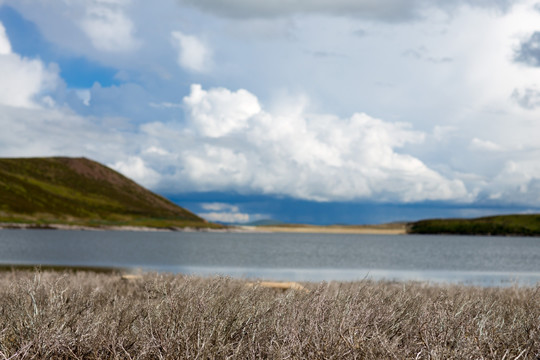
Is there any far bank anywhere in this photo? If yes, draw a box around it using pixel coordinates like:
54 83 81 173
238 223 407 235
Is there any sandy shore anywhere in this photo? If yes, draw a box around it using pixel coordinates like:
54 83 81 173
0 222 408 234
237 224 408 235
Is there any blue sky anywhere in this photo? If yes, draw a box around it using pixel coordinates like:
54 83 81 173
1 0 540 224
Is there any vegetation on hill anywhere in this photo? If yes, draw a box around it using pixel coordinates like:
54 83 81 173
0 157 217 229
409 214 540 236
0 270 538 359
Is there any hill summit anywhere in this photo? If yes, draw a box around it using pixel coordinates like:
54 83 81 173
0 157 213 229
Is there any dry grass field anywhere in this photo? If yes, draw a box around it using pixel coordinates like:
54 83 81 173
0 270 538 359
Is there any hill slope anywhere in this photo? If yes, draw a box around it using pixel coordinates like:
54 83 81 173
0 157 214 229
409 214 540 236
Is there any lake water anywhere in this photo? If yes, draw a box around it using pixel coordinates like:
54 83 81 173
1 229 539 286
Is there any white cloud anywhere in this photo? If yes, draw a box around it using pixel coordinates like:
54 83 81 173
201 203 240 212
198 211 250 223
198 202 265 223
76 90 92 106
0 22 12 55
470 138 503 151
171 31 212 73
0 55 57 108
0 22 59 108
174 84 468 202
111 156 160 187
0 73 538 206
482 157 540 204
183 84 260 137
80 0 140 52
143 146 169 156
0 25 105 153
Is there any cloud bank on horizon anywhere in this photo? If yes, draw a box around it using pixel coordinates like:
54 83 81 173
1 0 540 222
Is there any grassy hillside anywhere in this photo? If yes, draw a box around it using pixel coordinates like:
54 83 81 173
0 157 216 229
409 214 540 236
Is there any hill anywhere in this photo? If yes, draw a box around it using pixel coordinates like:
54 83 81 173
409 214 540 236
0 157 217 229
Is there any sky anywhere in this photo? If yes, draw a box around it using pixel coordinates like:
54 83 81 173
1 0 540 224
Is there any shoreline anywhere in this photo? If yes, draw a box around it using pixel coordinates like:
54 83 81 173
0 222 408 234
237 224 408 235
0 222 238 232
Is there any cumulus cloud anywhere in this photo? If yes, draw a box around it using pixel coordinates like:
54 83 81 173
80 0 140 52
183 84 260 137
172 84 468 202
470 138 503 152
0 21 114 159
0 22 12 55
76 90 92 106
171 31 212 73
111 156 160 187
201 203 240 212
176 0 514 21
0 26 141 169
0 72 537 206
143 146 169 156
0 56 57 108
481 158 540 205
198 211 250 223
0 21 59 108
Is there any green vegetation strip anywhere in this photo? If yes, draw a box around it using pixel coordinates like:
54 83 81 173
0 270 538 359
409 214 540 236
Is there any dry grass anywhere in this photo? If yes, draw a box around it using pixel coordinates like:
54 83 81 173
0 271 539 359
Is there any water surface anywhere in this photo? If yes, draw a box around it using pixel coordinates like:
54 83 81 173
1 230 539 286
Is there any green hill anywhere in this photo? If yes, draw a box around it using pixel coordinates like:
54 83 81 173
0 157 216 229
409 214 540 236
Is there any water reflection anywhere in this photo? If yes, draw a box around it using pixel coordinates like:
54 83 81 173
148 266 540 287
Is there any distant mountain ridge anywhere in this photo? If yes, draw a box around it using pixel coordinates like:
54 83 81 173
0 157 215 229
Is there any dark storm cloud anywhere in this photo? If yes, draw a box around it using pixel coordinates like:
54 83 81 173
515 31 540 67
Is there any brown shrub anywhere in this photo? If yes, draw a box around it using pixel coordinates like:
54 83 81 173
0 270 538 359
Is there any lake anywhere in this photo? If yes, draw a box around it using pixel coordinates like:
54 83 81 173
1 229 539 286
